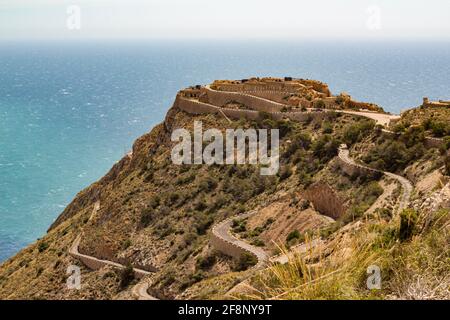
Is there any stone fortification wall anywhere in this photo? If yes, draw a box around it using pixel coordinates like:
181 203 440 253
204 86 285 113
175 94 326 123
303 183 347 219
69 235 156 279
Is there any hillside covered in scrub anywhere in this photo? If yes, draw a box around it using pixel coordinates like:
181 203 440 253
0 78 448 300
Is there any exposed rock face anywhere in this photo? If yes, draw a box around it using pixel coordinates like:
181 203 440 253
303 182 347 219
413 182 450 213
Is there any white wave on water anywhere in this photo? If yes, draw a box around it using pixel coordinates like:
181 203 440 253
0 163 14 167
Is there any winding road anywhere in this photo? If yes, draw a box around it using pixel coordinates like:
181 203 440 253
212 211 268 269
68 202 158 300
211 145 414 269
338 144 413 213
208 88 414 268
70 84 417 298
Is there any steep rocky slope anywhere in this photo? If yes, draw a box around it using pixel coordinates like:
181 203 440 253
0 79 448 300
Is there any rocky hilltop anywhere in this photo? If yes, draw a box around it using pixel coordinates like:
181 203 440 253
0 77 449 300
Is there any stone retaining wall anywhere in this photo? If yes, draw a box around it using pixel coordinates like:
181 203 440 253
240 90 291 104
204 86 286 113
176 95 324 123
69 235 155 279
213 79 331 96
335 155 377 177
210 211 266 269
176 95 260 120
424 136 445 149
303 183 347 219
210 228 250 259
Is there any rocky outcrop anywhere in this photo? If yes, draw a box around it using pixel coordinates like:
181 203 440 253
412 182 450 214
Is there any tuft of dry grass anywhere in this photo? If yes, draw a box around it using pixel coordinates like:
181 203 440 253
237 208 449 300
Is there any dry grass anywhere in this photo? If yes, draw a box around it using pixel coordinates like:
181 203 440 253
235 208 449 300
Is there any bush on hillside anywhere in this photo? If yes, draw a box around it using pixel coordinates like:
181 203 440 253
119 263 135 288
140 207 154 228
343 120 374 145
445 153 450 176
286 230 301 242
278 165 293 181
364 139 425 172
322 121 333 134
38 242 49 253
423 118 450 137
283 133 312 160
398 209 418 242
312 134 340 162
314 99 325 109
194 212 213 235
235 253 257 271
196 253 217 271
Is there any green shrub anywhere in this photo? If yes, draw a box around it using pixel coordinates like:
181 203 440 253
196 254 217 271
342 205 368 224
38 242 49 253
148 196 160 209
36 267 44 277
119 264 135 288
312 135 340 162
165 192 180 206
445 152 450 176
343 120 374 145
322 121 333 134
193 197 207 211
278 165 292 181
314 99 325 108
264 218 275 227
232 219 247 233
286 230 301 242
364 139 425 172
251 239 265 247
298 170 313 188
197 177 218 192
194 213 213 235
361 181 384 204
398 209 418 242
283 133 312 160
122 239 132 250
377 208 393 220
235 253 257 271
335 95 345 105
175 173 195 185
401 126 425 148
430 121 449 137
443 137 450 150
277 120 294 138
140 207 154 228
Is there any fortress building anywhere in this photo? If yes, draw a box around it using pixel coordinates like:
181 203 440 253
423 97 450 108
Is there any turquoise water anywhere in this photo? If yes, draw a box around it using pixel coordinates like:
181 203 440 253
1 41 449 262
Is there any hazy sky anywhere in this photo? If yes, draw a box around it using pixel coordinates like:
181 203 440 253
1 0 450 40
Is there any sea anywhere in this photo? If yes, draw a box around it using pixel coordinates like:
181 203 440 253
1 40 449 262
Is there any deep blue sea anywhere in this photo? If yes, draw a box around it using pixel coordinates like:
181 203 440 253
1 40 449 262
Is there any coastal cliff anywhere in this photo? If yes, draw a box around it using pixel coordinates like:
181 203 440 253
0 78 449 300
